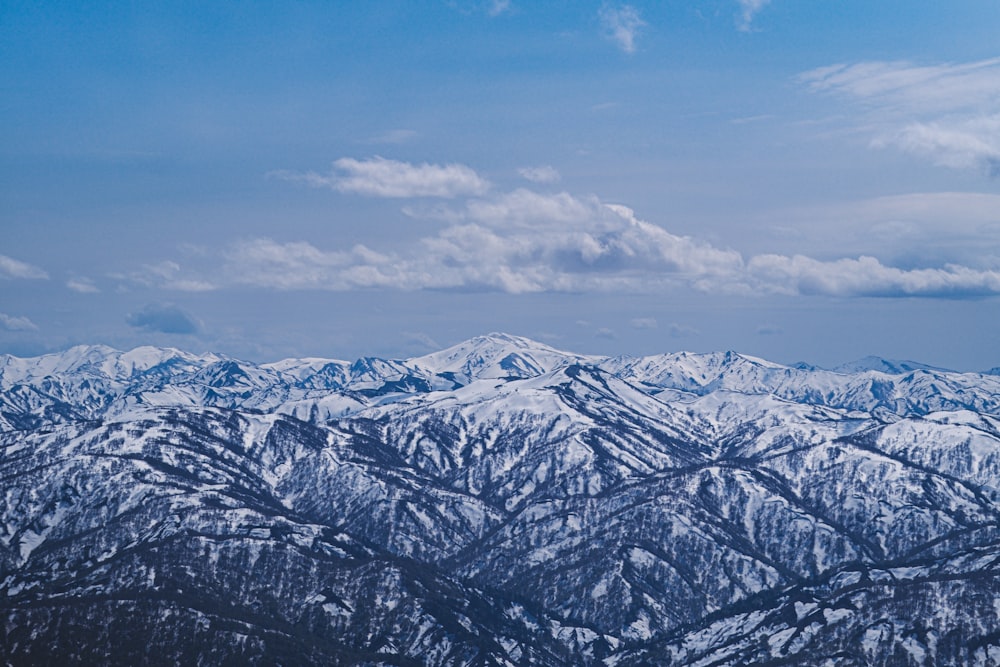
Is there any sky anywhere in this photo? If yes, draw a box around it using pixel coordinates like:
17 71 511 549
3 1 1000 370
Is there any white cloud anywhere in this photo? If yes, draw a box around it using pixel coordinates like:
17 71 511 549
878 117 1000 174
630 317 657 330
147 164 1000 300
668 323 699 337
600 4 645 54
747 254 1000 297
800 58 1000 115
119 261 216 292
0 255 48 280
273 157 491 198
487 0 511 16
800 57 1000 175
67 277 100 294
517 165 561 184
736 0 771 31
0 313 38 331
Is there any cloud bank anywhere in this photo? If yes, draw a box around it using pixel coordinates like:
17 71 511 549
137 157 1000 300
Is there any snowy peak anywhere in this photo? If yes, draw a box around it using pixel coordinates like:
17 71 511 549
409 332 594 383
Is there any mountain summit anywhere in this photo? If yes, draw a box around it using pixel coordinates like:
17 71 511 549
3 336 1000 664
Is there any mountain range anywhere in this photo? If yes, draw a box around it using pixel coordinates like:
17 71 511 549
3 333 1000 665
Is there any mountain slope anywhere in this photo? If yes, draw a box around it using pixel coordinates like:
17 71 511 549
3 336 1000 664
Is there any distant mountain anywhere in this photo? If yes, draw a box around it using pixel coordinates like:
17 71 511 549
3 336 1000 664
831 355 954 375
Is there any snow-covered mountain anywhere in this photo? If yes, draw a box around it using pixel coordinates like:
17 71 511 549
3 334 1000 664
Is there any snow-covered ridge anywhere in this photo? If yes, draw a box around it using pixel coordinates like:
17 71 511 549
3 333 999 432
5 334 1000 664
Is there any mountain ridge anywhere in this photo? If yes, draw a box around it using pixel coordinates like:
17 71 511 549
3 334 1000 664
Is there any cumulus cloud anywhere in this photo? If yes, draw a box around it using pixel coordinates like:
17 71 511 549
800 57 1000 175
0 255 48 280
273 157 491 198
126 304 201 335
736 0 771 31
210 190 1000 298
147 159 1000 299
600 4 645 54
518 165 561 184
0 313 38 331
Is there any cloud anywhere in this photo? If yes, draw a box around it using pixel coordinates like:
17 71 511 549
118 261 215 292
600 4 645 54
668 323 699 337
224 239 398 290
147 161 1000 300
595 327 616 339
126 304 201 335
800 58 1000 114
0 255 48 280
67 277 100 294
799 57 1000 175
487 0 511 16
273 157 491 198
877 117 1000 175
517 165 561 184
630 317 657 330
0 313 38 332
747 254 1000 298
736 0 771 31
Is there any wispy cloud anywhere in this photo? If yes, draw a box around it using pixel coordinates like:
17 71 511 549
272 157 491 198
126 303 200 335
630 317 658 330
668 323 699 338
876 117 1000 175
0 255 48 280
120 261 215 292
800 57 1000 175
0 313 38 332
600 4 645 54
517 165 561 184
67 277 100 294
487 0 511 16
736 0 771 31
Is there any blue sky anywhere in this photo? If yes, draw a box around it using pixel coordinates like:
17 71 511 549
3 1 1000 369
